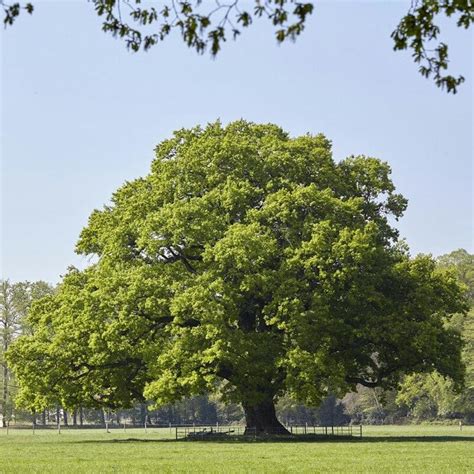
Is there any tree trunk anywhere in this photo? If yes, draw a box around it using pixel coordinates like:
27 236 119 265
1 361 7 427
242 398 290 435
1 283 11 429
99 409 106 426
140 403 147 426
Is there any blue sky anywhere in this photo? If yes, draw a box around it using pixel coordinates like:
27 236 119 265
1 1 472 283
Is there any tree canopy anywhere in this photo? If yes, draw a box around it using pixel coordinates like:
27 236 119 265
2 1 473 93
8 121 468 433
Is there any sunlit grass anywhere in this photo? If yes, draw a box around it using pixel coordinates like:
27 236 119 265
1 425 473 473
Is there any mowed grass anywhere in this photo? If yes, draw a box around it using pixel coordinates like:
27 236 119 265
1 425 473 473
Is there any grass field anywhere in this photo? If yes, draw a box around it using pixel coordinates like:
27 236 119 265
1 425 473 473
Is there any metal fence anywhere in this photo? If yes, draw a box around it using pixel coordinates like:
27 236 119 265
175 424 362 440
289 425 360 437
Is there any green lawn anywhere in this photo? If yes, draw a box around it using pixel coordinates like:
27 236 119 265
1 425 473 473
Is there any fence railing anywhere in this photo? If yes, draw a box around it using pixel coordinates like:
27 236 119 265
288 425 361 437
175 424 362 439
175 425 245 439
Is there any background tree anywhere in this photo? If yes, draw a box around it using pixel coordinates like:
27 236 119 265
342 387 397 424
342 249 474 424
0 280 54 427
396 372 458 420
2 1 472 93
8 121 468 434
395 249 474 422
438 249 474 304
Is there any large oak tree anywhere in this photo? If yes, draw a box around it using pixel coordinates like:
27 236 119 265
8 121 468 433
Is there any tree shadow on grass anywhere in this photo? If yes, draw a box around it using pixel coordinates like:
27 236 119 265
73 435 474 445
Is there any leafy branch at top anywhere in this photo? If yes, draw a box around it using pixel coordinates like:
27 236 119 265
3 1 473 93
90 0 314 55
1 0 33 26
391 0 473 93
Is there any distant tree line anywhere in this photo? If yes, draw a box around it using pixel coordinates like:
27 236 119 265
2 249 472 427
